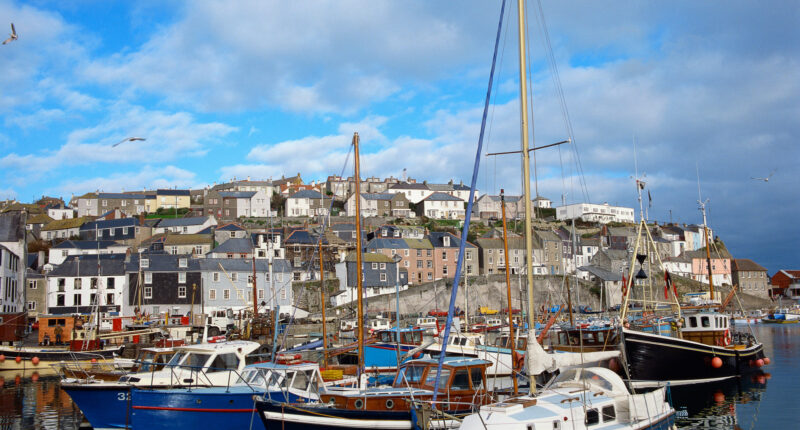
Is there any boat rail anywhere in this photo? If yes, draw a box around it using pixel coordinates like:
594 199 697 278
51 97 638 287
54 351 121 380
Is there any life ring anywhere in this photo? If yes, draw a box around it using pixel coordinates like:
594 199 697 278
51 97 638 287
723 330 731 346
513 352 525 371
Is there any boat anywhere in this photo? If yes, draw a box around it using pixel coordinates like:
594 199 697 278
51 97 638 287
255 356 494 430
56 346 175 382
61 340 260 430
332 327 427 372
129 359 325 430
460 367 676 430
731 309 766 325
761 311 800 324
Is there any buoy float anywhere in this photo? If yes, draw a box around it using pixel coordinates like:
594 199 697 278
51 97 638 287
763 357 771 365
0 354 5 362
713 391 725 403
764 372 772 380
755 359 764 367
31 372 39 382
91 358 97 364
15 356 22 364
711 357 723 368
756 375 766 384
32 356 40 365
14 375 21 385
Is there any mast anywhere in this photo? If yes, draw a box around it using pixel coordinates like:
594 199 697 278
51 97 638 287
352 132 366 380
500 190 518 395
252 255 258 316
319 239 328 368
516 0 536 336
697 167 715 301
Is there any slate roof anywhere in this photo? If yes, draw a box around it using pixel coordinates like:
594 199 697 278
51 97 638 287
199 258 291 272
98 193 151 199
389 182 429 190
475 237 526 249
289 189 323 199
361 193 394 200
157 216 213 228
285 230 327 245
163 234 213 246
421 192 463 202
219 191 256 198
331 223 356 231
197 226 216 234
49 254 128 276
365 238 409 250
157 189 190 196
52 240 124 250
345 253 394 263
0 215 22 244
217 223 245 231
27 213 54 225
209 238 254 254
579 265 622 282
732 259 767 272
80 217 138 231
427 232 476 248
127 254 201 272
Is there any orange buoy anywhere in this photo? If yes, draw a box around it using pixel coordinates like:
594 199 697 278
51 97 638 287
0 376 4 387
14 375 21 385
756 375 766 384
0 354 5 362
711 357 723 368
764 372 772 379
15 356 22 364
755 359 764 367
32 356 40 365
31 372 39 382
763 357 771 365
91 358 97 364
713 391 725 403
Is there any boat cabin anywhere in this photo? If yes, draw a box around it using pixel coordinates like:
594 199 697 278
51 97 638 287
367 318 391 333
374 328 424 345
549 327 619 352
493 334 526 351
235 362 322 401
681 312 732 346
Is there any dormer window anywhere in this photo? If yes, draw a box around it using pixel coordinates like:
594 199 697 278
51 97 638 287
179 258 188 268
141 258 149 268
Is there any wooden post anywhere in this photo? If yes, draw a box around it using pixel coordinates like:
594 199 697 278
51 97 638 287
500 190 518 395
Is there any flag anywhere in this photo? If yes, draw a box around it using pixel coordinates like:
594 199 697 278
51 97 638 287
664 270 675 299
648 190 653 209
621 272 628 297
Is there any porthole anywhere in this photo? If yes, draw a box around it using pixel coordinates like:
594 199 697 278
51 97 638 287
354 399 364 409
386 399 394 409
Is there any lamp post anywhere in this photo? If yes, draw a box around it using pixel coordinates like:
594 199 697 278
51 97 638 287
392 254 403 366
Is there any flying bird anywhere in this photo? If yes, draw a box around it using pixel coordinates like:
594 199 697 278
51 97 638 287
112 137 146 147
751 169 776 182
2 23 17 45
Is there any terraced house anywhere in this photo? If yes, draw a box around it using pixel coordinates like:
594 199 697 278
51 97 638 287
203 189 270 222
125 254 202 317
345 192 410 218
42 217 90 240
365 237 436 285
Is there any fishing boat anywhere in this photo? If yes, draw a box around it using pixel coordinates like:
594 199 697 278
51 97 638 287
255 356 494 430
331 327 427 372
460 367 675 430
129 359 325 430
61 340 260 430
56 346 175 382
761 311 800 324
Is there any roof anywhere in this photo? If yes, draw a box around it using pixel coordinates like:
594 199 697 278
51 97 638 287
49 254 128 276
579 265 623 282
284 230 326 245
421 192 463 202
404 238 433 249
732 259 767 272
80 217 138 231
209 237 254 254
27 213 54 224
156 189 190 196
163 234 213 246
157 216 213 228
199 258 290 272
365 238 409 250
475 237 526 249
217 223 245 231
97 193 151 199
288 189 323 199
345 253 395 263
389 182 429 190
127 254 201 272
52 240 125 250
427 232 476 248
219 191 256 199
331 223 356 231
361 193 395 200
42 216 90 231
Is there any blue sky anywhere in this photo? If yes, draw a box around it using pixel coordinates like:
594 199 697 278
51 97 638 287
1 0 798 273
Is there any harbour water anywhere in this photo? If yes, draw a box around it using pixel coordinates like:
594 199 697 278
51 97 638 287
0 323 797 429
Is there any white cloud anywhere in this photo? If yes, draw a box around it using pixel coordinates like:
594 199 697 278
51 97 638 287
52 165 198 197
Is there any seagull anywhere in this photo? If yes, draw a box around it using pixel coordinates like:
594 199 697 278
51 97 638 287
751 169 776 182
112 137 146 147
2 23 17 45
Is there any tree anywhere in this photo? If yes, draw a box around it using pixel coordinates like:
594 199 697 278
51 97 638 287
271 193 287 215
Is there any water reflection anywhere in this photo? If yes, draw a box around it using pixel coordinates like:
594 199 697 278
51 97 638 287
0 374 83 430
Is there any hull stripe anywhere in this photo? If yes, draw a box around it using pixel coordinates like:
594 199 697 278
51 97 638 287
132 406 255 413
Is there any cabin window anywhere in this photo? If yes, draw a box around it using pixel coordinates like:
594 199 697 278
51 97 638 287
396 365 425 386
701 316 710 328
291 370 310 390
209 353 239 370
183 353 212 369
689 317 697 328
602 405 616 422
470 368 485 390
380 332 392 342
451 369 471 391
424 368 450 391
585 409 599 425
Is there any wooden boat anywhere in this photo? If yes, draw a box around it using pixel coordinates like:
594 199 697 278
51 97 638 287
55 346 175 382
255 356 494 429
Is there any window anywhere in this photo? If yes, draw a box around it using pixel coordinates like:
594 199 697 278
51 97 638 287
258 289 264 299
380 263 386 270
223 289 230 300
372 263 378 270
404 260 409 267
443 266 448 276
178 286 186 298
209 289 217 300
404 249 409 257
213 272 220 282
280 288 287 300
145 272 153 284
91 278 98 289
73 294 82 306
417 260 423 268
427 272 432 280
28 280 36 289
141 258 149 268
417 250 422 257
195 245 204 255
380 273 387 282
27 301 36 310
170 246 179 255
178 272 186 283
106 293 115 305
74 278 82 289
109 229 115 236
231 272 238 281
107 278 115 289
585 409 599 425
179 258 188 268
601 406 616 422
426 249 432 257
426 260 432 268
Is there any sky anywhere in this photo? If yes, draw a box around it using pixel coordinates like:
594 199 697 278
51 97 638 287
0 0 797 273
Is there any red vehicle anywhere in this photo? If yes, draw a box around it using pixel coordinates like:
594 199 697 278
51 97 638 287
427 309 448 317
502 307 521 314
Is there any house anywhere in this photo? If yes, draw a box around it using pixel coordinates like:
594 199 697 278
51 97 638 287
252 229 285 260
535 230 563 275
214 223 248 245
25 268 46 320
285 189 328 217
25 213 54 239
272 173 305 196
345 193 410 218
48 240 130 266
72 192 99 217
333 253 408 307
427 181 474 202
472 194 523 219
152 216 217 235
577 265 624 308
365 237 438 285
574 237 601 269
42 217 90 241
369 225 426 241
125 254 202 317
79 218 140 242
325 175 351 200
427 232 478 279
662 254 693 279
198 258 293 313
683 225 711 251
415 192 465 219
203 190 270 221
0 244 23 314
533 196 552 209
47 205 76 220
154 189 191 210
603 226 637 251
162 234 214 257
330 223 359 244
556 203 635 224
387 182 433 204
96 192 154 216
283 230 336 282
769 270 800 300
207 238 254 259
475 232 545 276
46 254 127 316
212 179 275 200
590 249 631 277
731 259 769 299
685 249 732 287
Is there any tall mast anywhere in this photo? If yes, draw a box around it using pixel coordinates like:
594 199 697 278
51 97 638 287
319 239 328 368
352 132 366 380
696 167 714 301
500 190 518 395
516 0 536 342
252 255 258 316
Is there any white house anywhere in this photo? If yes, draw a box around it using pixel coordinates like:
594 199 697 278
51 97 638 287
48 206 76 220
0 212 26 313
285 189 327 217
46 255 127 316
48 240 130 266
533 196 552 209
153 216 217 235
387 182 433 204
415 193 465 219
556 203 635 224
